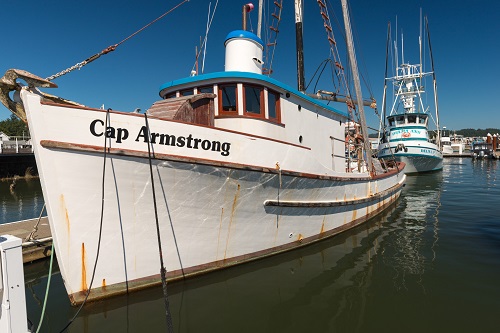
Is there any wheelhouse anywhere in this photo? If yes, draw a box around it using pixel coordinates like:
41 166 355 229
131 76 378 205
387 113 428 128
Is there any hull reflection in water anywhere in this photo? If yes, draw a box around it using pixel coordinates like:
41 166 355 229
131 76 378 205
381 171 443 291
26 200 401 332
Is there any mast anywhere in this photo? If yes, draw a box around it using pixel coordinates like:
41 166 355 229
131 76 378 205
426 16 441 149
378 22 391 143
419 8 423 74
257 0 263 38
295 0 305 92
340 0 374 175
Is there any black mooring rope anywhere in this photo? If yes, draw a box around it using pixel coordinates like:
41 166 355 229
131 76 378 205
144 113 175 333
58 108 111 333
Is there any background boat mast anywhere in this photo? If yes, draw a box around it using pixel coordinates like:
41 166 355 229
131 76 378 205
426 16 441 149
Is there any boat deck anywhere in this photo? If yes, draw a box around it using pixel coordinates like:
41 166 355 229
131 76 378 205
0 217 52 263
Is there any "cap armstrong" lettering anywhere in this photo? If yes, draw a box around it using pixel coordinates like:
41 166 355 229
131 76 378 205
89 119 231 156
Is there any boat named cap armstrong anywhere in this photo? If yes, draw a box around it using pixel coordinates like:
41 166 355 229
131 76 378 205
0 24 405 304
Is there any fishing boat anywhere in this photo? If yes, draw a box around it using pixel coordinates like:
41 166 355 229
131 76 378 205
471 139 494 159
0 0 405 305
377 18 443 173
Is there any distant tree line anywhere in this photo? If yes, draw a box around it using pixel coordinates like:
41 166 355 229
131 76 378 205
454 128 500 138
370 127 500 139
0 114 29 137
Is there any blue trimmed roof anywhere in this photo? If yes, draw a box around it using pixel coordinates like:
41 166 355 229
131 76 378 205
158 71 347 118
224 30 263 46
387 113 428 118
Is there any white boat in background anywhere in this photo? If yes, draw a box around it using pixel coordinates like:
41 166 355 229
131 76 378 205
377 17 443 173
450 134 466 154
440 128 454 155
0 0 405 305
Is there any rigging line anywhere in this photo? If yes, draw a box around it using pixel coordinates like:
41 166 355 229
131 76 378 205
191 0 219 75
314 60 334 94
58 108 111 333
305 59 327 90
305 59 330 92
46 0 190 81
34 242 54 333
25 203 46 242
344 0 374 99
144 113 175 333
116 0 189 47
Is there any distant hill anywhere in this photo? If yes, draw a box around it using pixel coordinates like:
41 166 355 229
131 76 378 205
454 128 500 138
368 128 500 139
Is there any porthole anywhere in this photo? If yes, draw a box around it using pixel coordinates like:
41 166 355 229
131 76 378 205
299 135 303 143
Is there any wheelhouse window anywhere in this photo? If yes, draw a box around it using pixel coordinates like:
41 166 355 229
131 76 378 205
396 116 405 125
419 116 427 125
407 115 417 124
244 85 263 117
180 89 194 96
219 84 238 113
164 92 177 99
197 86 213 94
267 89 281 122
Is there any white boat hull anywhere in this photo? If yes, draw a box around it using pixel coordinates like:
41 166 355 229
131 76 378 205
20 89 406 304
378 141 443 173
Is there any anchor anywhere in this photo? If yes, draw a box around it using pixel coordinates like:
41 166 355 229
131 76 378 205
0 69 82 123
0 69 57 123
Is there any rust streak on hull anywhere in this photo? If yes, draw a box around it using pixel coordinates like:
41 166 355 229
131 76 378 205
81 242 88 292
67 182 404 306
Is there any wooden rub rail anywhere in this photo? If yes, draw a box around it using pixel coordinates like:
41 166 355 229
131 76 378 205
0 217 53 263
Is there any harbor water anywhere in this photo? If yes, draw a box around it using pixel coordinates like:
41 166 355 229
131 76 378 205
3 158 500 332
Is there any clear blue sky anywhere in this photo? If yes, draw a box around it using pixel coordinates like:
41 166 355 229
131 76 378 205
1 0 499 131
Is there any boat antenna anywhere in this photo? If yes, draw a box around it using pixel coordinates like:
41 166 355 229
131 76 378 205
45 0 190 81
426 15 441 149
341 0 374 175
419 8 423 73
401 30 404 65
202 0 218 74
191 0 219 76
394 16 398 71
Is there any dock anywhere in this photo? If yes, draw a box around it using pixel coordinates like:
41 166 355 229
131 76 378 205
443 153 470 158
0 217 52 263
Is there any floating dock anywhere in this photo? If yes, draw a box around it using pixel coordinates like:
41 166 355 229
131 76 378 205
443 153 470 158
0 217 52 263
